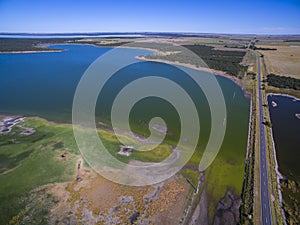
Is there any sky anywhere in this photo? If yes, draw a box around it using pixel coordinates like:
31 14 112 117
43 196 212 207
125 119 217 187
0 0 300 34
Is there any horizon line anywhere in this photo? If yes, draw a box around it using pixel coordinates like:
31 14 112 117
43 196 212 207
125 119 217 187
1 31 300 36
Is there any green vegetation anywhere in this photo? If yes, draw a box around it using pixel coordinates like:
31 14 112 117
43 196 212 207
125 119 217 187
181 169 199 190
284 39 300 42
97 128 173 164
205 150 246 222
123 42 248 77
0 38 78 52
8 187 59 225
267 74 300 90
0 37 252 224
254 47 277 51
183 45 247 77
240 96 256 224
131 144 172 162
0 118 79 224
0 37 131 52
263 120 272 127
0 117 176 224
240 53 257 225
127 41 183 52
280 179 300 224
224 44 247 49
87 40 131 47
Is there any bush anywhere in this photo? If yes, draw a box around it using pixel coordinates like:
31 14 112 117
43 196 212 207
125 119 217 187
267 74 300 90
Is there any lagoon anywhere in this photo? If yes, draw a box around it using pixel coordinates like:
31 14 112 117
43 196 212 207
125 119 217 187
0 43 250 157
0 43 251 218
0 44 249 134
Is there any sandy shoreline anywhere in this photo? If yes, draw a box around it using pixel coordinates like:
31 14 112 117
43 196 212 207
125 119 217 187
136 55 249 95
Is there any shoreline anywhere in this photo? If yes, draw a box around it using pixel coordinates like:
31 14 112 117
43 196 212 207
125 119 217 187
136 55 251 98
0 42 248 95
0 49 63 54
245 98 253 162
137 55 233 77
266 92 295 224
268 114 287 223
0 113 72 127
266 92 300 181
0 42 70 54
267 92 300 101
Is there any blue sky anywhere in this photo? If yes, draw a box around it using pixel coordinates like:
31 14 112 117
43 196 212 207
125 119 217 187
0 0 300 34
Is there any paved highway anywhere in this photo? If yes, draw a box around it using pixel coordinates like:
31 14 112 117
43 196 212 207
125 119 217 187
257 57 273 225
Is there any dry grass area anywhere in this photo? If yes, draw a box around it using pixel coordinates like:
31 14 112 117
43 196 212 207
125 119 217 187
257 44 300 78
48 165 190 225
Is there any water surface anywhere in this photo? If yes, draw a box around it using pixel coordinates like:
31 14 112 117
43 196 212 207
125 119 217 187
268 94 300 182
0 44 250 156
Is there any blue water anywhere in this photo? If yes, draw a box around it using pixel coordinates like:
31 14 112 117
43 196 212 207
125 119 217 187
268 95 300 182
0 45 106 120
0 45 148 121
0 44 250 149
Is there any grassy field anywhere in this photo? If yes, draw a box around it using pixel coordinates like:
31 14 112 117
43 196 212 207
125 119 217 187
257 44 300 78
0 118 80 224
0 117 176 224
205 155 245 217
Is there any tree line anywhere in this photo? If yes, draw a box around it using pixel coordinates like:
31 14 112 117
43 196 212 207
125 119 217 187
181 45 247 77
267 74 300 90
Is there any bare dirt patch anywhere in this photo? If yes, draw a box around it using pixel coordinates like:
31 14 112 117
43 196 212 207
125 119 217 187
46 162 191 224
